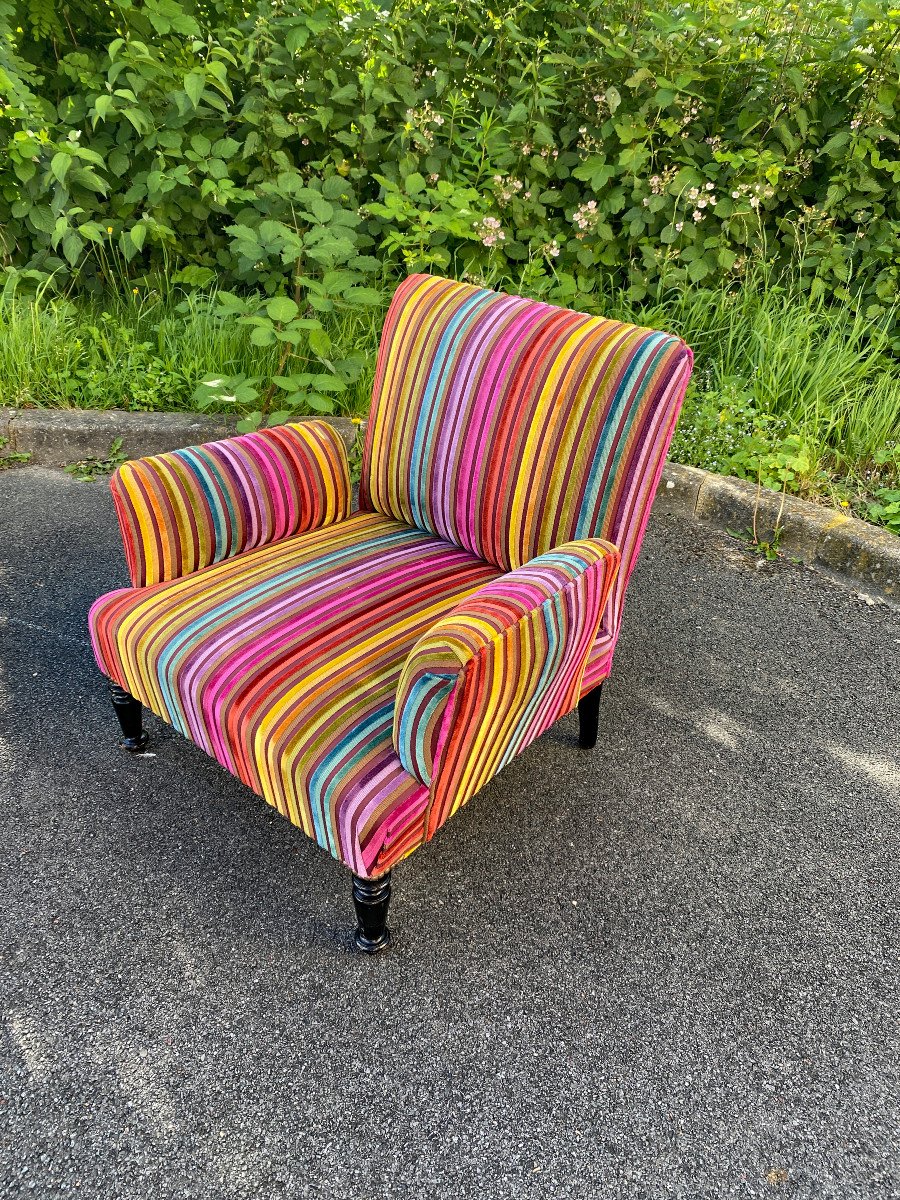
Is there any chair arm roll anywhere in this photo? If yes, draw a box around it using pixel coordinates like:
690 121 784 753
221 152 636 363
393 538 620 837
110 420 352 587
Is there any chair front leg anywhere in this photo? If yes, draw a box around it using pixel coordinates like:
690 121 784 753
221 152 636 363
577 682 604 750
109 681 149 753
351 871 393 953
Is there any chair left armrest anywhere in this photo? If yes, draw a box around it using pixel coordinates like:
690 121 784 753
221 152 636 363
110 420 352 587
393 539 620 840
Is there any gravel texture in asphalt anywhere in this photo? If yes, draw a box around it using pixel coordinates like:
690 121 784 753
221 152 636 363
1 466 898 1200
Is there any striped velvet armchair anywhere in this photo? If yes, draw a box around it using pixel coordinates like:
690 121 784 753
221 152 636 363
90 274 693 951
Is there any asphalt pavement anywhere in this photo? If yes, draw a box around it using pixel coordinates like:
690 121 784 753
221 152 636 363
1 466 898 1200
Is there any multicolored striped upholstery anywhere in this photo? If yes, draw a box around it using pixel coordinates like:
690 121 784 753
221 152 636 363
395 539 619 832
91 511 502 876
361 273 693 672
111 420 350 586
90 274 693 880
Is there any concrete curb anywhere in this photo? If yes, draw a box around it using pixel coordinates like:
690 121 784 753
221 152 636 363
1 407 359 462
3 407 898 604
655 462 899 603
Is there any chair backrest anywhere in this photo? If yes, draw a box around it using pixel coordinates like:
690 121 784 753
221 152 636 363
360 274 692 614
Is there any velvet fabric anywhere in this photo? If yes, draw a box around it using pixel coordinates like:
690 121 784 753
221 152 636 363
90 275 693 877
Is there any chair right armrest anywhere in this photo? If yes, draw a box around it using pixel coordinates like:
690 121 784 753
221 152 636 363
393 538 620 839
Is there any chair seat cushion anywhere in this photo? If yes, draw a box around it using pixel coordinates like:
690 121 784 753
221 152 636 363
90 511 502 876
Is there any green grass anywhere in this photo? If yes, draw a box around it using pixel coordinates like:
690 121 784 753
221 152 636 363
605 273 900 486
0 282 381 418
1 270 898 534
571 269 900 530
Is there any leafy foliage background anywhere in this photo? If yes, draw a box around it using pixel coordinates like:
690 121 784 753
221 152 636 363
1 0 899 527
2 0 898 317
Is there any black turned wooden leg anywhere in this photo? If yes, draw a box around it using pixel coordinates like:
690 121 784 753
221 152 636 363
352 872 392 954
578 682 604 750
109 681 149 753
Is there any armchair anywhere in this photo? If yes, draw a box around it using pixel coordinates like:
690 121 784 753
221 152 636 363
89 274 693 950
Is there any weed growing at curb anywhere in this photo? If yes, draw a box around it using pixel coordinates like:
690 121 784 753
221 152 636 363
64 438 126 481
727 526 786 562
0 435 30 469
866 489 900 535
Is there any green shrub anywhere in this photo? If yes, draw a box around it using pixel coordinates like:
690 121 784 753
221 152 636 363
2 0 898 329
0 283 379 417
1 0 899 529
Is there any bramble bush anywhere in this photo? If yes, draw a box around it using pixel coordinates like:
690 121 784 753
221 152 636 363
2 1 899 331
0 0 898 528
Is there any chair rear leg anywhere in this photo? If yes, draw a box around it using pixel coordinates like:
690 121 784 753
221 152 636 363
352 871 393 953
578 682 604 750
109 681 149 753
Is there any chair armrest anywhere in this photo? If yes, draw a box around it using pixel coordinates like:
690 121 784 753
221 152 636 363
110 420 352 586
393 538 620 839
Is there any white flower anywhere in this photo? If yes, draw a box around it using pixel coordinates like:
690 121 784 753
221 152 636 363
474 216 505 247
572 201 601 234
